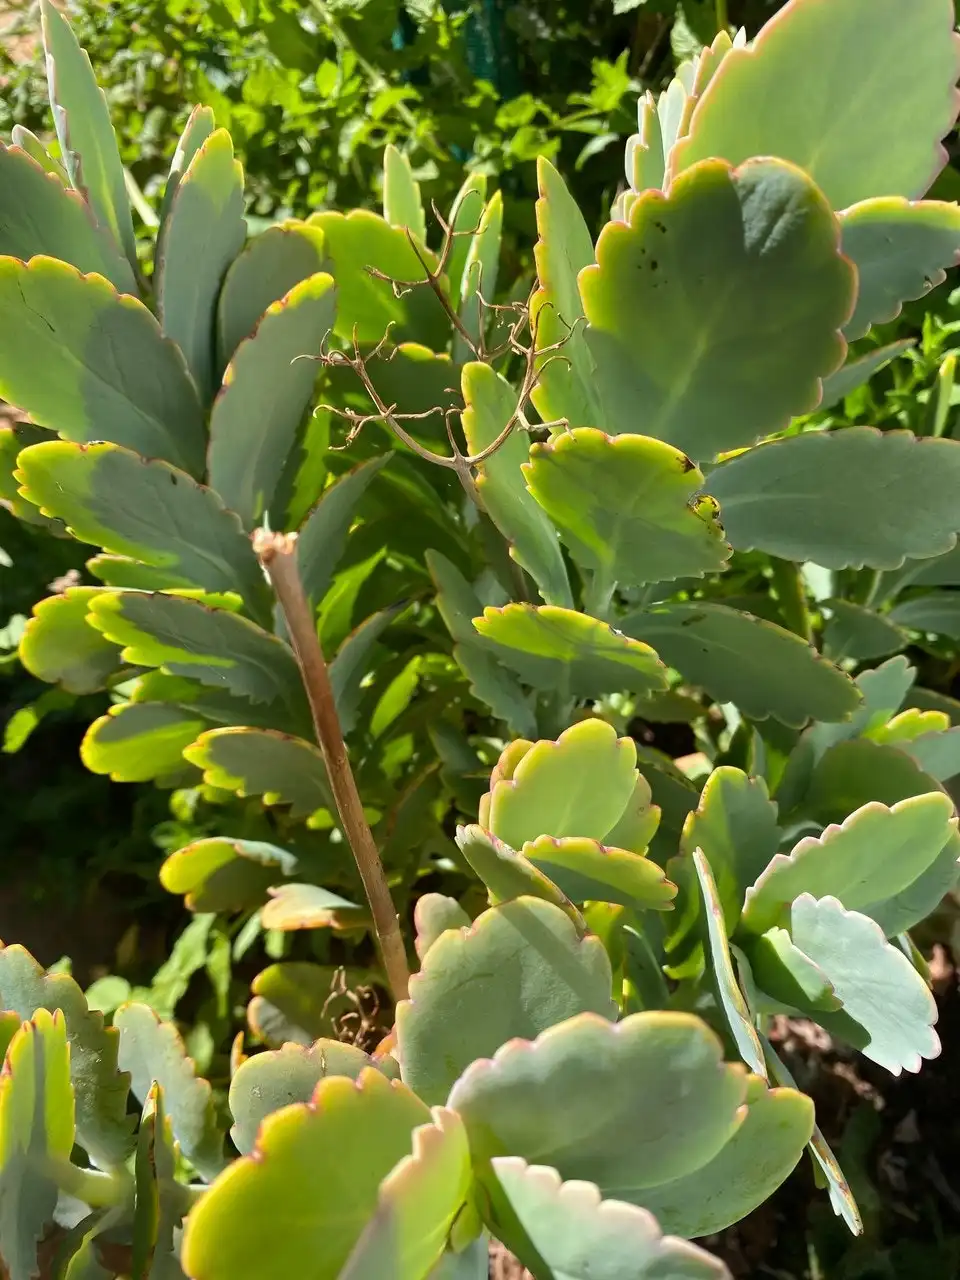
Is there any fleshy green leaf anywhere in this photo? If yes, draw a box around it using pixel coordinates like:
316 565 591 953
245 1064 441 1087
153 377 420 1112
208 273 335 529
525 429 729 589
0 257 205 474
414 894 471 961
329 605 403 735
228 1040 394 1156
159 104 215 229
455 190 502 362
623 602 859 727
804 738 945 825
445 172 488 300
87 592 305 720
115 1003 224 1180
485 718 639 848
708 428 960 570
132 1083 184 1280
81 702 204 782
448 1011 746 1199
295 456 391 613
474 604 668 698
900 727 960 781
10 125 68 182
396 897 617 1105
668 0 960 209
789 895 940 1074
691 850 766 1076
819 340 915 411
217 219 329 370
247 962 376 1048
482 1158 730 1279
160 837 297 913
522 835 675 912
0 1009 74 1280
0 142 135 291
530 157 600 429
580 159 852 460
16 441 268 612
41 0 137 267
823 601 907 662
461 362 571 606
19 587 120 694
455 826 582 922
0 944 133 1167
260 883 360 931
637 1075 813 1239
309 209 447 347
182 1070 430 1280
184 727 330 819
341 1108 473 1280
742 794 956 934
889 591 960 638
747 926 840 1015
840 199 960 340
382 144 426 243
864 831 960 937
157 129 246 400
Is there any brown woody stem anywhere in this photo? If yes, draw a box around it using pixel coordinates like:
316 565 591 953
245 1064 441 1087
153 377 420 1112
254 530 410 1002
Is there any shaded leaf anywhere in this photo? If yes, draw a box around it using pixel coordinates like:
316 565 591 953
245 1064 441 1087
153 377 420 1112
208 273 335 528
823 601 907 662
329 605 403 735
889 591 960 638
581 159 852 459
17 441 268 612
708 429 960 569
157 129 246 399
159 104 215 230
296 456 391 613
456 191 502 362
260 883 360 931
396 897 616 1105
525 429 729 588
183 728 330 819
819 340 915 410
669 0 960 209
622 602 859 726
382 144 426 243
0 257 205 474
160 837 297 913
455 826 582 922
115 1003 224 1181
865 831 960 937
805 738 945 825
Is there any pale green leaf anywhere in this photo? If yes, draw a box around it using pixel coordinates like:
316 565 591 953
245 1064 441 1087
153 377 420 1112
18 587 120 694
382 144 427 243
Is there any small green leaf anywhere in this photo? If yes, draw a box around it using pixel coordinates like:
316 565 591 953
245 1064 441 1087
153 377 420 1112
160 837 297 913
81 702 205 782
10 125 68 182
228 1041 395 1156
182 1070 430 1280
0 143 135 291
309 209 447 347
900 726 960 781
743 793 956 934
115 1003 225 1181
485 718 639 848
841 199 960 340
0 1009 75 1280
819 340 915 410
461 362 571 606
789 895 939 1075
823 601 907 662
87 592 305 719
183 727 330 819
16 441 268 612
637 1075 813 1239
208 273 335 529
581 159 852 459
530 156 601 429
623 602 860 727
805 738 944 825
0 944 133 1168
159 104 215 229
525 429 729 588
295 456 391 613
260 883 361 931
708 429 960 570
456 826 583 925
41 0 137 267
522 835 675 912
448 1011 746 1199
217 219 329 370
248 962 372 1048
396 897 617 1105
482 1158 729 1279
455 190 502 362
692 850 766 1076
19 587 120 694
132 1084 183 1280
669 0 960 209
445 173 488 300
382 144 426 243
341 1108 473 1280
474 604 668 698
329 605 403 735
157 129 246 400
889 591 960 638
747 926 840 1015
414 895 471 961
0 258 205 474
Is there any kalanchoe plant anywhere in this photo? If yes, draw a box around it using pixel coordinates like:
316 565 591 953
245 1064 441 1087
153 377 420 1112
4 0 960 1272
